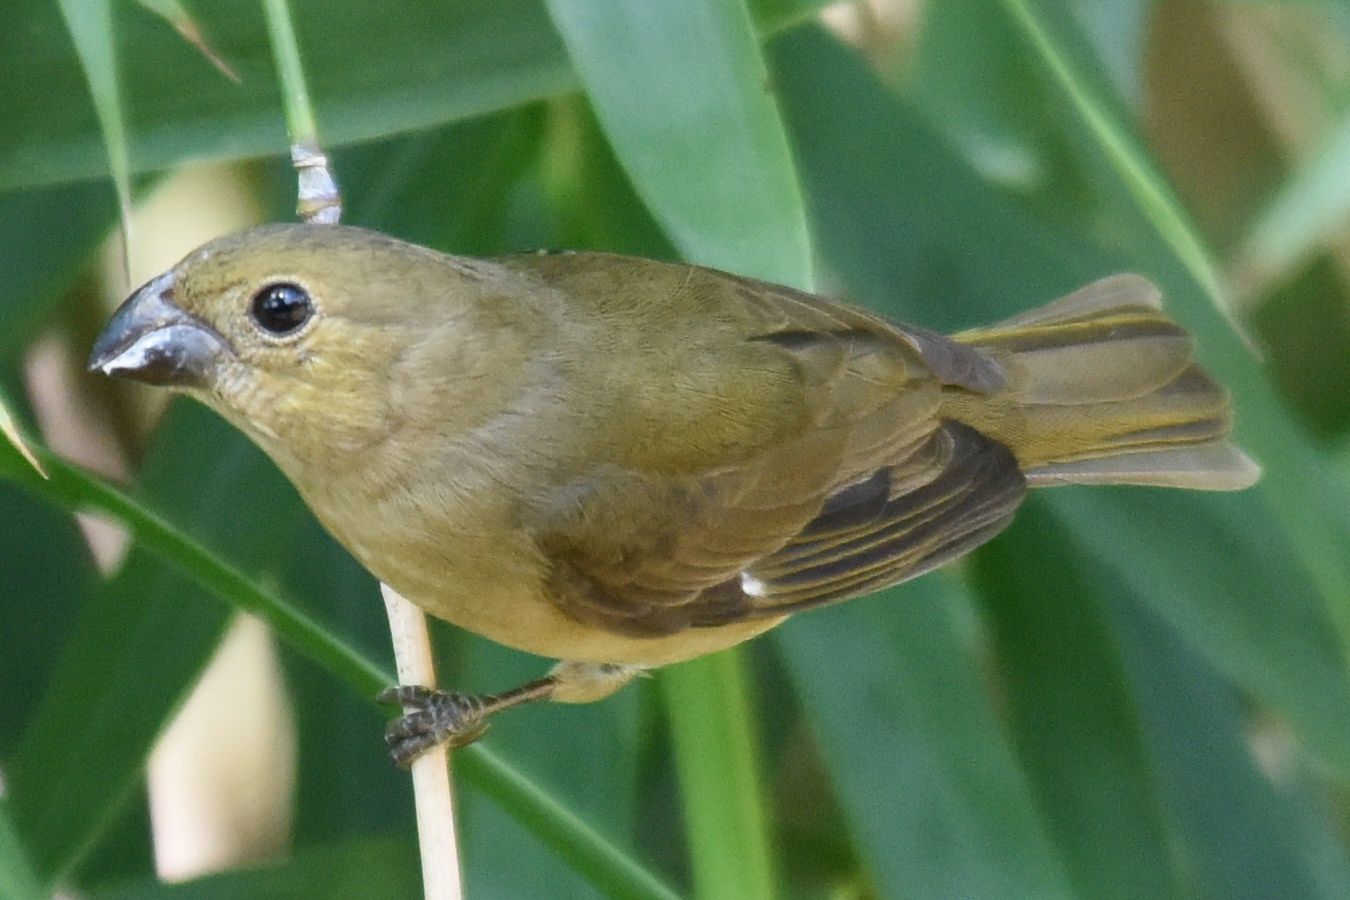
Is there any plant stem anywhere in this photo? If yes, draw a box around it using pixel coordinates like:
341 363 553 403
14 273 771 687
382 584 464 900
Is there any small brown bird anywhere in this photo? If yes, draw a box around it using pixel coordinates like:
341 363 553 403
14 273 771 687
90 224 1258 763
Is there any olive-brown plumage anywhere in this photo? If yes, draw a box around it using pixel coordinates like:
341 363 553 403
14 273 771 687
90 223 1258 753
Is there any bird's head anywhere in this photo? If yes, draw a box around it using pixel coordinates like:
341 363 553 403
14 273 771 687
89 223 531 477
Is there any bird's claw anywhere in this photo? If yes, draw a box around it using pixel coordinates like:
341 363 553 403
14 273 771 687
379 684 490 767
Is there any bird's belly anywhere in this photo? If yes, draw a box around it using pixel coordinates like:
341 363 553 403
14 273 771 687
324 499 783 667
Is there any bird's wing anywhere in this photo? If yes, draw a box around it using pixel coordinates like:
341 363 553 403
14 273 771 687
518 257 1023 636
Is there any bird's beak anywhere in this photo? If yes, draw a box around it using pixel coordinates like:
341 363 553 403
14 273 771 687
88 272 229 388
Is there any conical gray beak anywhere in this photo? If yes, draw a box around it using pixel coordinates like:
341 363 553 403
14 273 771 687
88 273 228 388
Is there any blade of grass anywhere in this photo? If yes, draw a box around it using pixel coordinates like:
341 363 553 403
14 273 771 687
55 0 133 280
455 750 681 900
0 426 679 900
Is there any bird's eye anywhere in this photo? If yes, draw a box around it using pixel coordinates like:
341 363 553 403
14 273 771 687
250 283 312 336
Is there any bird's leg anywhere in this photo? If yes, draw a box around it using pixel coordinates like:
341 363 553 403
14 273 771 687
378 662 643 767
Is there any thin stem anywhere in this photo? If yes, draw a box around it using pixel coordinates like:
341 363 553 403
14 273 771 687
383 584 464 900
260 0 341 223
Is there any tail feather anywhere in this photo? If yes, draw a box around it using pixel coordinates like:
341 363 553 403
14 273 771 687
948 275 1260 491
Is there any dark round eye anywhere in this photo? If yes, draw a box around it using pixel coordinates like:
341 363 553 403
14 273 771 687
250 283 312 336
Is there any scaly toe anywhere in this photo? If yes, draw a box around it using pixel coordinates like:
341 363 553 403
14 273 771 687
380 690 491 765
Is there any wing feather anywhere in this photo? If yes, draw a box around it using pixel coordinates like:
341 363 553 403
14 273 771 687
519 257 1024 637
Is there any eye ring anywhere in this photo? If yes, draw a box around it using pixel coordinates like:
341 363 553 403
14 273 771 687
250 282 314 337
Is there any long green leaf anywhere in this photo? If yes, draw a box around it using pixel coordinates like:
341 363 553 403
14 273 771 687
970 498 1185 900
546 0 811 287
662 652 775 900
0 421 678 900
999 0 1350 752
0 798 43 900
771 22 1350 778
0 0 826 194
997 0 1228 315
5 410 308 880
1107 581 1347 900
777 580 1076 899
54 0 133 272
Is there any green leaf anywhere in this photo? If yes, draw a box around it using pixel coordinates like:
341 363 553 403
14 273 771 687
455 749 682 900
0 387 45 478
1054 487 1350 774
0 181 120 360
662 652 776 900
0 0 825 195
5 408 300 881
0 480 99 760
1107 583 1347 900
544 0 811 288
542 5 812 895
911 0 1049 187
0 0 574 193
970 498 1185 900
999 1 1350 750
776 580 1075 899
0 412 676 899
997 0 1231 318
54 0 133 269
771 23 1350 779
1234 113 1350 293
131 0 239 82
0 798 43 900
89 836 420 899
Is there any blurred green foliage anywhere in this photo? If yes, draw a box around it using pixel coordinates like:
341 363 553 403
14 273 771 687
2 0 1350 898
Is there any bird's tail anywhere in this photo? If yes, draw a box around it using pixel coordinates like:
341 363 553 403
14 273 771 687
946 275 1260 490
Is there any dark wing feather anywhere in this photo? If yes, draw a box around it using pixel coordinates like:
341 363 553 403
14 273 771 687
725 422 1025 615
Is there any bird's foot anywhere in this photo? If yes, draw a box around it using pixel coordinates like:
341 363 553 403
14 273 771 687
378 685 490 767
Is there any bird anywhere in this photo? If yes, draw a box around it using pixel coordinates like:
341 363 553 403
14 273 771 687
89 223 1259 764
